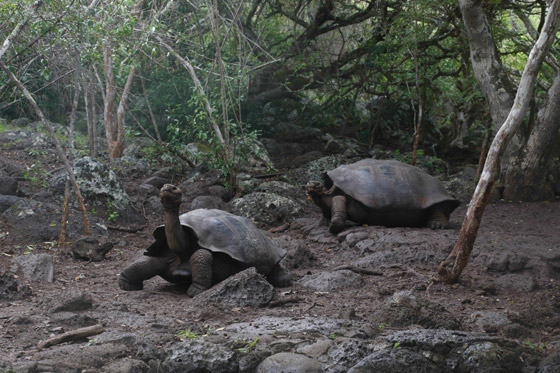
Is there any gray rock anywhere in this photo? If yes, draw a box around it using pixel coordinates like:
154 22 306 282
49 289 93 313
101 358 151 373
143 195 164 215
138 183 159 198
274 123 322 142
298 270 361 292
0 194 20 213
0 129 50 149
348 347 441 373
71 236 113 261
13 254 54 283
296 338 333 359
111 156 151 178
486 253 530 273
30 342 130 371
0 269 32 300
325 339 376 373
208 185 231 201
256 352 323 373
190 195 227 210
50 157 129 210
470 311 512 332
163 339 238 372
0 171 17 195
538 347 560 373
461 341 522 373
230 192 303 227
256 181 304 200
372 291 461 330
143 175 168 189
2 198 107 243
193 267 275 308
224 316 373 340
299 155 346 185
495 273 537 293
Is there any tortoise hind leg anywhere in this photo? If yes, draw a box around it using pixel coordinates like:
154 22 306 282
427 207 449 229
188 249 213 297
267 264 292 288
329 195 347 234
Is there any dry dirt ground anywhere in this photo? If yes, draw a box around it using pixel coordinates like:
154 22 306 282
1 134 560 371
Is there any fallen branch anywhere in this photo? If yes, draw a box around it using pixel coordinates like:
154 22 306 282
38 324 104 349
107 224 146 233
334 265 383 276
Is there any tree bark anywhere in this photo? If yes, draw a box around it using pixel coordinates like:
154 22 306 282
437 0 560 283
0 61 91 235
112 66 136 160
103 43 117 159
459 0 515 130
502 69 560 201
84 67 98 157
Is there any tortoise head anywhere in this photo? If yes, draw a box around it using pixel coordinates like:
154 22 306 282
306 180 325 196
160 184 183 209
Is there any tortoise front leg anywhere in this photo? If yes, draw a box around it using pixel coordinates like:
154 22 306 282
427 207 449 229
329 195 347 234
188 249 213 297
119 256 173 291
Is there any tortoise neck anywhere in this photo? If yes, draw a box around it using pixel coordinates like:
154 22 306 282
163 207 189 255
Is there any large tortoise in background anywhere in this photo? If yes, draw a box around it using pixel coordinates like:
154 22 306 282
306 159 460 234
119 184 292 296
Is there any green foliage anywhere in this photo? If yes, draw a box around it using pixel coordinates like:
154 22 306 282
231 337 258 354
167 93 265 189
105 198 119 223
175 329 200 340
23 163 48 189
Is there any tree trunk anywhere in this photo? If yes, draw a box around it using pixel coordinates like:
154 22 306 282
103 43 117 159
501 62 560 201
459 0 515 130
111 66 136 160
84 67 98 157
437 0 560 283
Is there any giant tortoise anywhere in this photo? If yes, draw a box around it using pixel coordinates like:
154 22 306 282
119 184 292 296
306 159 460 234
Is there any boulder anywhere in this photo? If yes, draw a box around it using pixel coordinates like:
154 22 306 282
230 192 303 228
50 157 129 210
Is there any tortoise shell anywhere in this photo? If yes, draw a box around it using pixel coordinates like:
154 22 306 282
146 209 285 274
325 159 459 212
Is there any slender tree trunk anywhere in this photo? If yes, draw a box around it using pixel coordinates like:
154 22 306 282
0 60 90 235
103 43 117 159
437 0 560 283
84 67 98 157
111 66 136 159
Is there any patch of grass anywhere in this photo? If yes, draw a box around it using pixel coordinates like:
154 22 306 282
231 337 258 354
175 329 200 340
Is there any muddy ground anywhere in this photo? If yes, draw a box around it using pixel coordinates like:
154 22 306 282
1 128 560 372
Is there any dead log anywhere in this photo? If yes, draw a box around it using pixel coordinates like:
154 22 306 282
38 324 104 349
